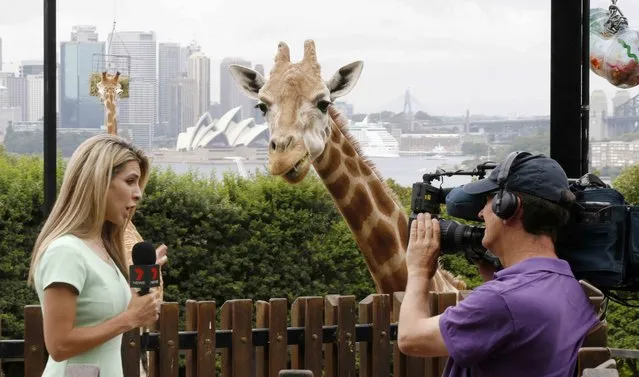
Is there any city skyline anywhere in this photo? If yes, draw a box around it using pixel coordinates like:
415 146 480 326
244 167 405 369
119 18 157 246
2 0 639 117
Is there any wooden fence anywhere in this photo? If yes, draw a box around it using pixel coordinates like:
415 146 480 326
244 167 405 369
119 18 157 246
0 288 635 377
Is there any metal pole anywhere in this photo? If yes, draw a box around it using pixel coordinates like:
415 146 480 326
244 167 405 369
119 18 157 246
44 0 57 215
581 0 590 175
550 0 584 178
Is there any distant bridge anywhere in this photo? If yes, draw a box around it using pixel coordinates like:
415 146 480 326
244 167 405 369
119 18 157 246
418 117 550 134
605 94 639 136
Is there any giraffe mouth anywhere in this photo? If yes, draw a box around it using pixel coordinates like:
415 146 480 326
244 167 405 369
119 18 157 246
283 152 311 182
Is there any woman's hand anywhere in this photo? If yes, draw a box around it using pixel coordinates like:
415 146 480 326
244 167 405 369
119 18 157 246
125 289 161 329
155 244 168 266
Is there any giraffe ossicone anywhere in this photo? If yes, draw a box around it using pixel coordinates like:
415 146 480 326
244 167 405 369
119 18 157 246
229 40 466 294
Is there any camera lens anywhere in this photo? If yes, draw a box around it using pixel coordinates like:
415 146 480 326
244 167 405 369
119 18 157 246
439 219 486 255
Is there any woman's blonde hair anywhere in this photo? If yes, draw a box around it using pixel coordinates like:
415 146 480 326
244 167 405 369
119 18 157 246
28 134 150 286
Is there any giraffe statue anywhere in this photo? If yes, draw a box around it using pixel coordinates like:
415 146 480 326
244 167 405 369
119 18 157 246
230 40 466 294
96 71 123 136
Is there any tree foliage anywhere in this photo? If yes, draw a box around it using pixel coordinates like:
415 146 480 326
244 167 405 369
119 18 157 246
611 167 639 377
1 148 637 376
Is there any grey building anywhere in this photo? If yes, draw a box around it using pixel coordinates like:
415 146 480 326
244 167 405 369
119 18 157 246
107 31 158 128
158 42 182 130
60 26 105 128
220 57 255 122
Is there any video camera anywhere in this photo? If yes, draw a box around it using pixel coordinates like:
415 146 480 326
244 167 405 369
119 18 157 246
409 162 502 269
410 161 639 302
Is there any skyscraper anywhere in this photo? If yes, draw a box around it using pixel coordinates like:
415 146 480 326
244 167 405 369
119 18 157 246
220 57 255 122
26 74 44 121
60 26 105 128
180 40 201 75
187 52 211 122
107 31 157 127
20 61 44 77
158 43 181 130
168 76 196 137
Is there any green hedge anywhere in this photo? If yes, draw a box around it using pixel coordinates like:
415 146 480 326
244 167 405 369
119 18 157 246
1 146 638 375
0 147 483 340
5 147 637 374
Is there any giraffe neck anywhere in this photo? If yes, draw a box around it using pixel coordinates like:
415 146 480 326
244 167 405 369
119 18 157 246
313 108 409 293
312 108 463 294
104 95 117 135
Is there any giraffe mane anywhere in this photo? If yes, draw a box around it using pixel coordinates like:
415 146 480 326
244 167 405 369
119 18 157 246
327 106 404 210
438 265 468 290
328 106 468 292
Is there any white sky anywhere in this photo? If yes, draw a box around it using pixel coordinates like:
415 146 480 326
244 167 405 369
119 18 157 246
0 0 638 116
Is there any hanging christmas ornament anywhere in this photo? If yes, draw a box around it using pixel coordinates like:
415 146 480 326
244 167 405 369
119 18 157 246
590 0 639 88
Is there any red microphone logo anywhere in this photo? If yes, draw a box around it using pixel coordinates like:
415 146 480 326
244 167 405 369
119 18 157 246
135 267 144 281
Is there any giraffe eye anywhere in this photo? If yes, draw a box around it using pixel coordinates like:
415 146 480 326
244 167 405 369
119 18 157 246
317 100 331 114
255 102 268 116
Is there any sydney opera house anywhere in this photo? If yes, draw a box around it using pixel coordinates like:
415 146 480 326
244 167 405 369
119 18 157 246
176 106 269 151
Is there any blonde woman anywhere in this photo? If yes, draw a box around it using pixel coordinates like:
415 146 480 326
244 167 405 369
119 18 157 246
28 134 163 377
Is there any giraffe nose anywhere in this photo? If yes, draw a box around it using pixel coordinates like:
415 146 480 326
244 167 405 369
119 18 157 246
269 134 296 153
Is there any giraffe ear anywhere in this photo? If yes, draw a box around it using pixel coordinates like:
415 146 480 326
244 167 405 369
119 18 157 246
229 64 265 100
326 61 363 101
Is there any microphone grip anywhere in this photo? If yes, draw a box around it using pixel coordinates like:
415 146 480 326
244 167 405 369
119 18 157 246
138 287 150 296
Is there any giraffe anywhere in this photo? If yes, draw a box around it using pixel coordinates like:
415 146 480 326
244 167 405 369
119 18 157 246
96 71 123 136
229 40 466 294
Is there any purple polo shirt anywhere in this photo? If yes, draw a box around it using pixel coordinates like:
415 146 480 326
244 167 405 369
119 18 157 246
439 257 600 377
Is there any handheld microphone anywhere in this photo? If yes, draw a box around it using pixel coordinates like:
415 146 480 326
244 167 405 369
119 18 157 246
130 241 160 296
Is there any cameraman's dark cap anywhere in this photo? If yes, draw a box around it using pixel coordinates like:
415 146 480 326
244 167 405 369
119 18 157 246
462 151 570 204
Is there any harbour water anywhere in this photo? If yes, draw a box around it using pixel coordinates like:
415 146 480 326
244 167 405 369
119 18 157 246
154 155 482 188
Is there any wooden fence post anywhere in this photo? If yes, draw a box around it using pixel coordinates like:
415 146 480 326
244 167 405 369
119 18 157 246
196 301 216 377
324 295 356 377
221 299 253 377
185 300 198 377
290 297 323 377
358 294 390 377
23 305 46 377
120 327 141 377
158 303 179 377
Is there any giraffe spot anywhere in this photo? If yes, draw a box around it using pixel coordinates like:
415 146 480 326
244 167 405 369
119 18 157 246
397 214 409 250
326 173 350 201
341 183 374 231
326 145 342 172
344 157 359 177
370 180 396 217
342 141 356 158
315 145 338 179
358 160 372 177
368 221 400 267
379 274 402 294
331 128 341 143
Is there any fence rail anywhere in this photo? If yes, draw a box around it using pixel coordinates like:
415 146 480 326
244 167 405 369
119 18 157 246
0 290 636 377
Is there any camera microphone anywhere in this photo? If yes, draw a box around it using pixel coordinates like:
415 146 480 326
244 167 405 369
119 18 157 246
130 241 160 296
445 186 485 222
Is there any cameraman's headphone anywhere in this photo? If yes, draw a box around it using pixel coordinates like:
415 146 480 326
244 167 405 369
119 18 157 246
492 151 543 219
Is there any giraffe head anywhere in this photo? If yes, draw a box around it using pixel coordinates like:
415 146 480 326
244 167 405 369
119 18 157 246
96 71 123 104
230 40 363 183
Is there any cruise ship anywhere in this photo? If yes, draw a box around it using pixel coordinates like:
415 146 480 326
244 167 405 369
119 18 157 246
346 116 400 158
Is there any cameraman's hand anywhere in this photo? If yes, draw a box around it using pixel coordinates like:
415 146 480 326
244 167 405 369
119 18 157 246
406 213 440 279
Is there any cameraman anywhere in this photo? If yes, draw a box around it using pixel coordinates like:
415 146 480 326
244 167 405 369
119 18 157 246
397 152 600 377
